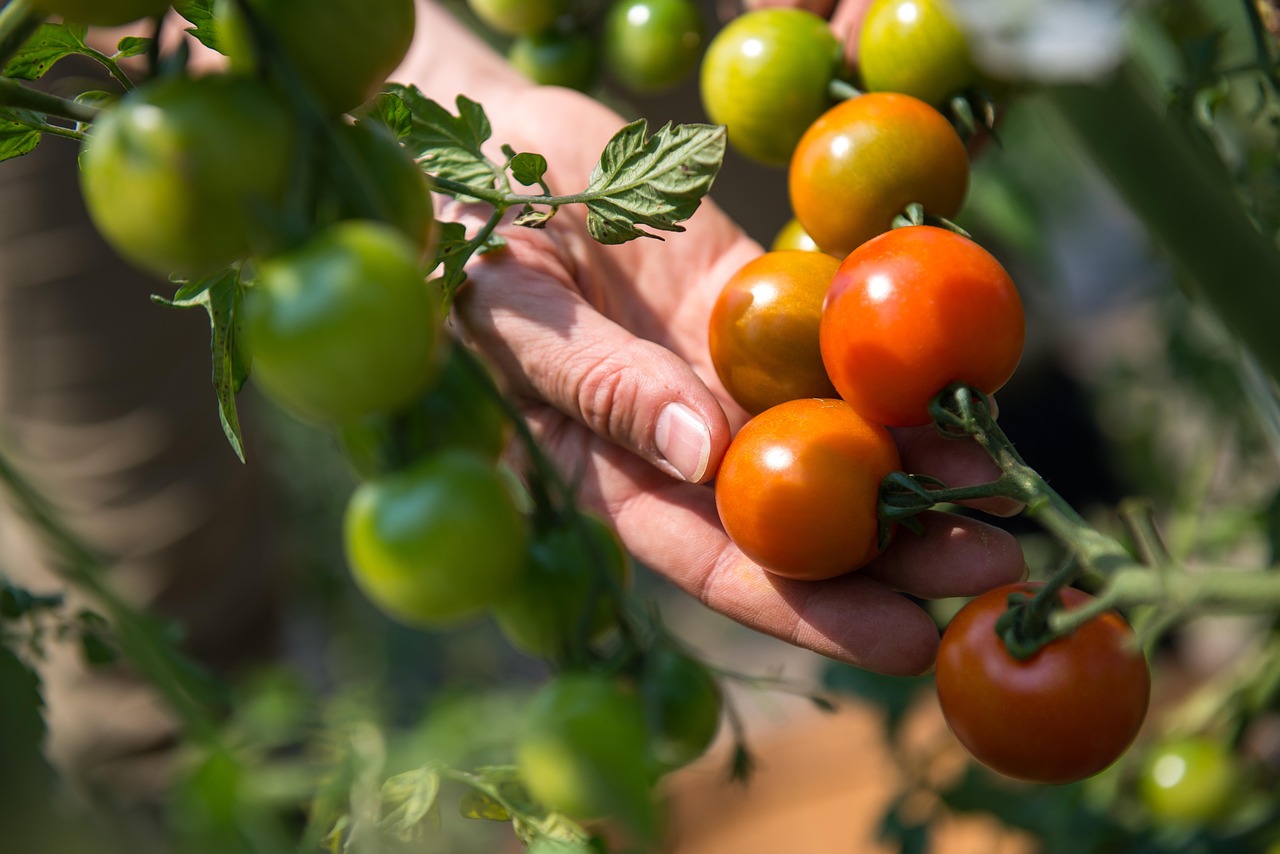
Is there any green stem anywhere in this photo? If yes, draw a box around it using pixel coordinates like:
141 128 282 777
828 78 862 101
432 174 593 210
0 75 99 123
0 0 41 71
82 45 135 92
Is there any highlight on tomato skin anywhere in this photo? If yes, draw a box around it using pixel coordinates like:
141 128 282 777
713 397 902 581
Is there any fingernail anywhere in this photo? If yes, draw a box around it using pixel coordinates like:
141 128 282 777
655 402 712 483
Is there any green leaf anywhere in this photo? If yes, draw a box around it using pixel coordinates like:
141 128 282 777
76 610 118 666
0 109 42 162
581 120 726 245
151 270 249 462
366 91 414 142
433 220 506 298
114 36 152 60
2 23 90 80
379 766 442 842
509 151 548 187
0 644 57 790
385 85 501 192
0 581 63 620
172 0 221 53
459 788 511 821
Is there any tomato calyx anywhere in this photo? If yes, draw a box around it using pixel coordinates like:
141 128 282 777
891 200 971 236
992 588 1061 660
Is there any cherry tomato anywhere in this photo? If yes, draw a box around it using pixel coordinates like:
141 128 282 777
243 221 443 424
517 673 656 831
714 398 901 580
79 73 294 278
642 644 722 771
467 0 568 37
343 450 528 627
29 0 169 26
788 92 969 258
1139 737 1240 826
935 582 1151 784
603 0 704 93
820 225 1024 427
700 8 843 166
769 217 825 254
708 250 840 415
215 0 416 114
330 120 435 259
491 513 631 659
858 0 978 107
508 28 599 92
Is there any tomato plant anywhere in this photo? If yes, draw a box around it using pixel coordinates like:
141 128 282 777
641 643 722 771
699 8 843 166
820 225 1024 427
27 0 169 26
708 249 840 415
714 398 901 580
603 0 704 93
935 583 1151 784
78 73 294 278
508 28 599 92
242 220 443 424
343 450 528 627
466 0 568 37
857 0 978 107
215 0 416 115
1138 736 1241 826
789 92 969 258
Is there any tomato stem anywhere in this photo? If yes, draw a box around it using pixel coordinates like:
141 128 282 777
0 76 99 124
0 0 41 71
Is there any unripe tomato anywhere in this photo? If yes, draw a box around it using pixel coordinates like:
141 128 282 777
603 0 704 93
243 221 443 424
699 9 843 166
858 0 978 106
789 92 969 258
642 644 722 771
79 74 294 278
467 0 568 37
935 583 1151 784
715 398 901 580
331 121 435 259
708 250 840 415
820 226 1024 427
343 450 528 627
769 217 824 254
1139 737 1240 826
508 28 599 92
29 0 169 26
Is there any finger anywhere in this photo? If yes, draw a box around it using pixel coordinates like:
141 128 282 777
456 245 732 485
831 0 874 66
861 511 1027 598
893 423 1024 517
741 0 839 15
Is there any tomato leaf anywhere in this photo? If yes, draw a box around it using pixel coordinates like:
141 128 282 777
0 581 64 620
580 119 725 244
2 22 92 80
508 151 548 187
172 0 222 53
114 36 153 60
384 85 501 193
0 109 42 162
379 766 442 841
459 788 511 821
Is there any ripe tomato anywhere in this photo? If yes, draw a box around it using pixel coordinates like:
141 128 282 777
243 220 443 424
491 513 631 659
788 92 968 258
79 73 294 278
820 225 1024 427
467 0 568 37
343 450 528 627
329 120 435 259
1138 737 1239 826
935 582 1151 784
714 398 901 580
699 8 843 166
858 0 978 107
215 0 416 114
603 0 704 93
769 217 825 254
29 0 169 26
508 28 599 92
517 673 656 831
708 250 840 415
642 644 722 771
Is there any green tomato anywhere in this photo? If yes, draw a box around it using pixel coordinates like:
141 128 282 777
343 450 528 627
769 217 825 254
215 0 416 114
79 73 294 278
508 28 599 92
328 120 435 259
858 0 978 107
492 513 630 659
603 0 704 93
243 220 443 424
467 0 568 37
700 8 843 166
29 0 169 26
642 644 722 771
1139 737 1240 826
517 674 656 832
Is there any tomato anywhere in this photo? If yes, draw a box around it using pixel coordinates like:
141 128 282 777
714 398 901 580
243 220 443 424
517 674 656 832
708 250 840 415
857 0 978 107
935 582 1151 784
343 450 528 627
467 0 568 37
215 0 416 114
603 0 704 93
29 0 169 26
508 28 599 92
820 225 1024 427
770 217 825 254
789 92 969 258
328 120 435 258
642 644 722 771
1139 737 1240 825
492 513 631 659
79 73 294 278
700 8 843 166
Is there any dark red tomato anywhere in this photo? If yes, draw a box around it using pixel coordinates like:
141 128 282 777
709 250 840 415
935 582 1151 785
858 0 978 107
788 92 968 258
714 398 901 580
820 225 1024 427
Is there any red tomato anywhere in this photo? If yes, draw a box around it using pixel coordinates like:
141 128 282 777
708 250 841 415
788 92 968 258
935 582 1151 784
714 398 901 580
820 225 1024 427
